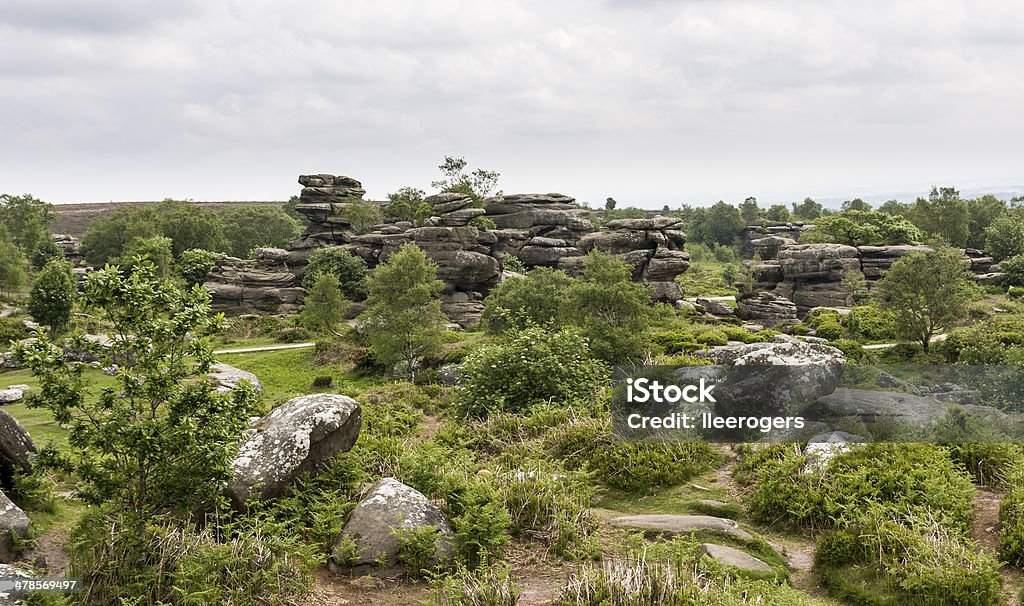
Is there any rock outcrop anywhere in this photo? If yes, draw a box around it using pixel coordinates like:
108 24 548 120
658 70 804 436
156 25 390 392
208 363 263 394
806 387 1008 432
701 543 773 573
226 394 361 508
0 411 34 489
0 491 29 563
203 248 304 314
330 477 453 571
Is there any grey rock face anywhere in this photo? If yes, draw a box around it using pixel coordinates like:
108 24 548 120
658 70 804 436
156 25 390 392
701 544 772 573
203 253 304 314
696 298 734 317
806 388 1007 430
226 394 361 508
0 410 35 478
736 292 798 326
607 514 754 541
0 390 23 405
0 491 29 563
208 363 263 394
331 477 453 570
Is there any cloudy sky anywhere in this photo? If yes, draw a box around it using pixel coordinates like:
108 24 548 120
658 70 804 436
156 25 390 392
1 0 1022 208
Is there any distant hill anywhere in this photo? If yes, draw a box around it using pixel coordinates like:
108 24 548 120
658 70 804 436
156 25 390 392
50 200 287 238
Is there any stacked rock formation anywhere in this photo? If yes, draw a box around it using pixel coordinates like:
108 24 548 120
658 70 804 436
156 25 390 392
486 193 594 264
288 174 375 265
203 248 304 314
740 223 808 255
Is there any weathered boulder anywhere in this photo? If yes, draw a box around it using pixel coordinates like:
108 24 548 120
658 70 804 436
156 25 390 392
0 491 29 563
0 389 23 405
208 363 262 394
203 254 304 314
696 298 734 317
0 411 35 481
331 477 453 570
711 342 846 420
805 388 1007 431
226 394 361 507
751 235 796 261
701 544 772 573
607 514 754 541
736 292 798 326
803 431 865 472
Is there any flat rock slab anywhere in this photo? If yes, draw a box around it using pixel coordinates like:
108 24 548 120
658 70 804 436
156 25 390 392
702 543 772 573
0 389 23 404
209 363 263 394
608 514 754 541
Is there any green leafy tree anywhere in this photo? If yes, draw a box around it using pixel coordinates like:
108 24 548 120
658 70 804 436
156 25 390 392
739 197 760 224
0 238 27 297
909 186 970 247
31 237 62 270
875 247 976 352
14 261 256 528
175 248 223 288
841 198 872 212
792 197 824 220
283 194 303 220
765 204 792 222
302 246 369 301
28 258 76 337
999 254 1024 287
605 197 617 211
800 210 923 246
0 193 55 261
218 205 302 258
155 199 229 256
482 267 573 333
386 187 432 226
565 251 652 364
966 194 1007 250
878 199 911 216
693 201 744 246
301 273 346 335
984 214 1024 261
81 206 161 265
431 156 501 204
120 235 173 278
358 244 446 380
340 200 385 234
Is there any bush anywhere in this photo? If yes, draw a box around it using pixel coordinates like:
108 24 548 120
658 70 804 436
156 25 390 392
1001 253 1024 286
844 305 897 341
482 267 573 333
651 330 698 353
1010 286 1024 299
431 565 521 606
813 320 843 340
394 525 445 578
1001 469 1024 565
828 338 864 361
302 246 369 300
175 248 223 288
694 328 728 346
805 308 841 328
454 326 608 418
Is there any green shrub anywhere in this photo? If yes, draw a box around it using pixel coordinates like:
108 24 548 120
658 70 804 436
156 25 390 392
827 338 864 361
946 442 1024 487
431 565 521 606
694 328 728 346
1001 467 1024 565
454 326 608 418
394 525 445 578
1009 286 1024 299
311 375 333 388
1000 254 1024 287
805 308 841 328
813 320 843 340
651 330 698 353
844 305 897 341
301 246 369 300
499 463 597 559
787 323 811 335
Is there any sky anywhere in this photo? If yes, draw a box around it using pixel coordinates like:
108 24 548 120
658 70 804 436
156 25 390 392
1 0 1022 209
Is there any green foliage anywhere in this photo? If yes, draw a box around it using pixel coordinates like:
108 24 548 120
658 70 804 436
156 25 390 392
217 205 302 258
909 186 970 247
431 156 501 204
359 243 447 380
499 462 598 558
945 442 1023 487
792 197 824 220
301 246 369 301
482 268 572 333
800 210 923 246
844 305 897 341
431 565 521 606
829 338 865 360
1009 286 1024 299
984 213 1024 261
875 247 977 352
841 198 872 212
394 525 444 577
1000 253 1024 286
765 204 792 222
81 206 161 265
0 193 55 262
120 235 173 277
501 255 526 273
692 201 744 246
340 199 385 234
966 194 1007 250
805 308 841 328
387 186 433 226
694 327 728 345
1000 467 1024 564
155 199 230 256
15 262 257 522
0 237 27 296
739 197 760 223
27 258 76 336
813 320 843 340
565 251 652 364
300 273 346 334
175 248 223 288
454 326 607 418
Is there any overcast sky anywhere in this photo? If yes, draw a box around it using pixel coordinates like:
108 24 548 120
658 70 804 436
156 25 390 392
1 0 1022 208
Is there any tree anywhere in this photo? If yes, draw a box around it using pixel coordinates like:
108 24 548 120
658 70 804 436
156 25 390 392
765 204 792 222
984 214 1024 261
81 206 161 265
482 267 573 333
302 246 369 301
14 261 256 528
875 247 976 352
283 194 303 220
301 273 346 334
358 244 446 380
792 197 824 220
909 186 970 247
0 193 55 261
0 238 26 297
693 201 744 246
800 210 923 247
28 258 76 337
340 200 384 234
431 156 501 203
386 187 432 226
120 235 173 278
739 197 760 224
878 199 911 217
175 248 223 288
605 197 617 211
966 195 1007 250
155 199 229 256
565 251 652 364
841 198 872 212
31 237 62 270
218 205 302 258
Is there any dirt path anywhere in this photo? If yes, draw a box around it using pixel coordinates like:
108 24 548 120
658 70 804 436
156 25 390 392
973 487 1003 553
212 342 315 355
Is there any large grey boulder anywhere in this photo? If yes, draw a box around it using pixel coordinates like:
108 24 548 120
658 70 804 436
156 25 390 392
806 388 1007 431
0 389 23 405
803 431 865 472
226 394 361 508
209 363 262 394
0 491 29 563
0 410 35 477
701 544 772 573
712 341 846 419
736 292 798 326
608 514 754 541
331 478 453 570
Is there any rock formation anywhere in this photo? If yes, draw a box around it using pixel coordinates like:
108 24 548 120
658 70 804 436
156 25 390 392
203 248 304 314
0 491 29 563
0 410 35 491
226 393 361 508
